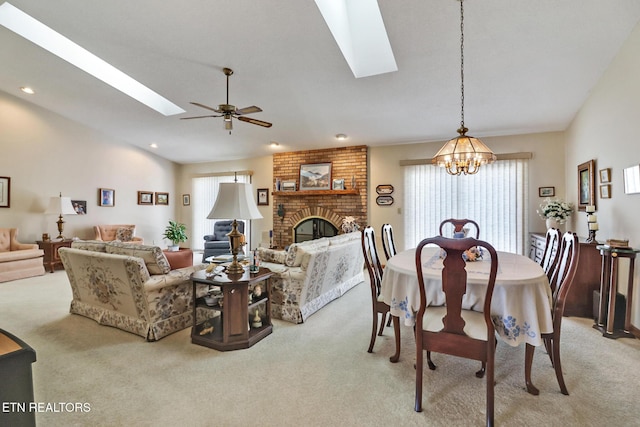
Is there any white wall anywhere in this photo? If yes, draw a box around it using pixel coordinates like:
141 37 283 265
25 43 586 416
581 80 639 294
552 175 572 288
0 91 178 245
565 21 640 325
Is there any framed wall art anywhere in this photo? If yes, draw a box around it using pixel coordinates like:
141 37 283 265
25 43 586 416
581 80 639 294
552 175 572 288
376 184 394 195
300 162 331 190
332 179 345 190
599 168 611 183
600 184 611 199
257 188 269 206
376 195 394 206
282 181 296 191
182 194 190 206
0 176 10 208
138 191 153 205
538 186 555 197
99 188 115 207
155 192 169 205
71 200 86 214
577 159 596 211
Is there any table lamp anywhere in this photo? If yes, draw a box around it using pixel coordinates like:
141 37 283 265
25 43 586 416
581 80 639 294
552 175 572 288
45 192 77 239
207 182 263 274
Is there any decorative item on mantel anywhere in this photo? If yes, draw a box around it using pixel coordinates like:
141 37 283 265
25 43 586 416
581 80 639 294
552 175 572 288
585 205 598 243
537 198 573 230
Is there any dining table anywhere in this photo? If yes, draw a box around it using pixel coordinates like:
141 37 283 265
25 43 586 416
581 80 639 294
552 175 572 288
381 246 554 394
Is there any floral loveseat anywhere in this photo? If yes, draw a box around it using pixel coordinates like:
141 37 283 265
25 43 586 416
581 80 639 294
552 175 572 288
59 241 212 341
258 232 364 324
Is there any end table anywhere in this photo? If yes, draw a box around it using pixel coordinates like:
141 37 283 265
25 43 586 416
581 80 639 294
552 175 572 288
37 239 73 273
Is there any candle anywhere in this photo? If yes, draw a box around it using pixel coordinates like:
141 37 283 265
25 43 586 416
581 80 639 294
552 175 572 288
587 214 597 222
588 222 599 231
586 205 596 213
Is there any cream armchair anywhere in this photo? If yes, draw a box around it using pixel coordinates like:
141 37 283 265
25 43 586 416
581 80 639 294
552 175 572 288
0 228 45 282
94 224 143 244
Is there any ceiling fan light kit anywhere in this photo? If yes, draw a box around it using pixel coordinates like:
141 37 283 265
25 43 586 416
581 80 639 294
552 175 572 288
181 67 272 133
433 0 496 176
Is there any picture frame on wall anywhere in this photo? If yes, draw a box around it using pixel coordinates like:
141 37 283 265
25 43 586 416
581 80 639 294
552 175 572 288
282 181 296 191
137 191 153 205
332 178 345 190
71 200 87 214
600 184 611 199
300 162 332 190
155 192 169 205
99 188 115 207
0 176 10 208
257 188 269 206
599 168 611 183
577 159 596 211
538 186 555 197
182 194 190 206
623 164 640 194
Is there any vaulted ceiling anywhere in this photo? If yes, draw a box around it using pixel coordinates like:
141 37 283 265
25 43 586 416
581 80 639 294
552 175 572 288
2 0 640 164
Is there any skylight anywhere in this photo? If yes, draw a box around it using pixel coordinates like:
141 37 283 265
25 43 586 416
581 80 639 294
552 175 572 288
315 0 397 78
0 2 185 116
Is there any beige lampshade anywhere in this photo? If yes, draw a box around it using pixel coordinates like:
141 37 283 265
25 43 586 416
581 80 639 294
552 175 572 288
207 182 263 220
45 194 77 216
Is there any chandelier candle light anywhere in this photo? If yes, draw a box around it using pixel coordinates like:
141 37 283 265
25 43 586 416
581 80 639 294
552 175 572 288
432 0 496 175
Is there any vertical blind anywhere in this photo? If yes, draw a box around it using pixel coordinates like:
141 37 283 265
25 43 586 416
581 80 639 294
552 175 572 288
404 159 529 253
191 173 250 251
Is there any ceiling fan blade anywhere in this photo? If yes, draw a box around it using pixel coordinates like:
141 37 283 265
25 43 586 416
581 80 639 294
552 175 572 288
180 114 222 120
190 102 221 113
237 116 272 128
235 106 262 115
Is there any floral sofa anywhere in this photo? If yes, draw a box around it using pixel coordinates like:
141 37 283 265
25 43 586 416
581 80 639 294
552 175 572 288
59 240 212 341
258 232 364 324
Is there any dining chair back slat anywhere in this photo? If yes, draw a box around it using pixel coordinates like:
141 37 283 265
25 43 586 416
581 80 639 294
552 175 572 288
381 223 397 262
540 228 561 280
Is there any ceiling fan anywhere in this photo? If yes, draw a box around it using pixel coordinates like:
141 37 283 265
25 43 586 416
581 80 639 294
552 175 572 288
181 67 272 133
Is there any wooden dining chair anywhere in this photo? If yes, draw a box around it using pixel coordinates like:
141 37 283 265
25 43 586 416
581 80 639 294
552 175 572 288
525 231 580 396
439 218 480 238
381 223 398 262
540 227 561 280
361 226 400 362
414 236 498 426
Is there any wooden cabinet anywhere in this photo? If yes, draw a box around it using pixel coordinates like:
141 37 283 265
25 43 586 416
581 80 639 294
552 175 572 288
191 268 273 351
529 233 601 318
37 239 73 273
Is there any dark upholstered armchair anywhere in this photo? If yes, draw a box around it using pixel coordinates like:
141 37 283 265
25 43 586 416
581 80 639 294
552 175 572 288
202 220 245 262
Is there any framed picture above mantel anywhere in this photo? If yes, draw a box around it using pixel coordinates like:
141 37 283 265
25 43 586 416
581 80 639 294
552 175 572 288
300 163 331 191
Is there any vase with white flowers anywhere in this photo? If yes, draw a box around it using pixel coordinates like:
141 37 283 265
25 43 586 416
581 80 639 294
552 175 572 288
537 198 573 229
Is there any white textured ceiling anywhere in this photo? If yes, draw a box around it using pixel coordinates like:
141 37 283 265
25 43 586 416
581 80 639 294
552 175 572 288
1 0 640 164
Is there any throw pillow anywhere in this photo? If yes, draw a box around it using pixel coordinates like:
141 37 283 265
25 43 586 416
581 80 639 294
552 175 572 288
116 227 134 242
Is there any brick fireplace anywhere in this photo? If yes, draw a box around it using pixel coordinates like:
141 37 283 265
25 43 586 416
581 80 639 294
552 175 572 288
272 145 367 248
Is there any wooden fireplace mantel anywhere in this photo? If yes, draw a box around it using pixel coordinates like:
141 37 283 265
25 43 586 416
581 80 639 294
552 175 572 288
272 189 359 196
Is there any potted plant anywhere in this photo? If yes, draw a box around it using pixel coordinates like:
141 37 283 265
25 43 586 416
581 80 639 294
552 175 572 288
163 220 187 251
537 198 573 229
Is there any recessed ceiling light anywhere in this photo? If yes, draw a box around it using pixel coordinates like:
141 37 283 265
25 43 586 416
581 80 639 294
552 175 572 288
269 141 280 148
0 2 185 116
20 86 35 94
335 134 348 141
149 143 158 149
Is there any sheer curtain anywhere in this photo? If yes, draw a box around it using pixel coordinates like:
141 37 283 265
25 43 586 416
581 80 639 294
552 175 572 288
404 159 528 253
191 173 250 251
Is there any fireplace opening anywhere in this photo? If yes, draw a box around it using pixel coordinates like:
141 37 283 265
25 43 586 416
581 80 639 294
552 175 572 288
294 217 338 243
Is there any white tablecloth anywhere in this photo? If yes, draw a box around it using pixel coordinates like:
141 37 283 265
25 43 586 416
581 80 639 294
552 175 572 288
381 247 553 347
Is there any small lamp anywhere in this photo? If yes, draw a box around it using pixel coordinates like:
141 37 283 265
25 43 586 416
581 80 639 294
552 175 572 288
45 192 77 239
207 182 263 274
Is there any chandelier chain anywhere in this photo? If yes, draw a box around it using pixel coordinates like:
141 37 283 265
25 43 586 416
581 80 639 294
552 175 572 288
460 0 465 129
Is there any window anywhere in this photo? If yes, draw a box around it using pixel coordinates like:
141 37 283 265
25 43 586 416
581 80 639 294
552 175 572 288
404 159 529 253
191 173 251 251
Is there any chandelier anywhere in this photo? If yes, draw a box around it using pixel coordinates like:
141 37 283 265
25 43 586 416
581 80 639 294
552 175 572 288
433 0 496 175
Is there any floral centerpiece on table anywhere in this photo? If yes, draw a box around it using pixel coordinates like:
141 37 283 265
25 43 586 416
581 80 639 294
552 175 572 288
537 198 573 224
341 216 360 233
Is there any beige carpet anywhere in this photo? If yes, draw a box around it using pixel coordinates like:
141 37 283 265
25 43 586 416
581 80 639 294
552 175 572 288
1 270 639 427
